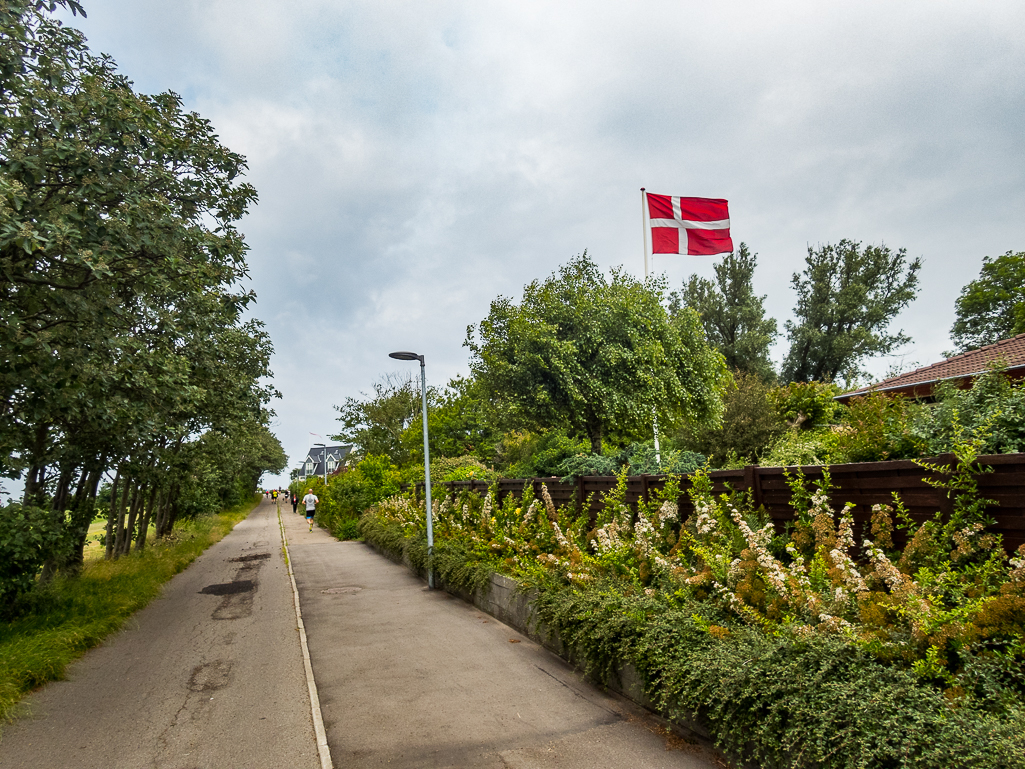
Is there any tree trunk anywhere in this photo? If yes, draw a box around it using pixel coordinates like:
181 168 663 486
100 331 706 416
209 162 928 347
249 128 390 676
163 484 181 537
51 463 76 515
22 423 50 507
134 484 160 552
67 465 103 571
119 484 144 557
113 482 137 559
587 423 602 455
104 470 121 561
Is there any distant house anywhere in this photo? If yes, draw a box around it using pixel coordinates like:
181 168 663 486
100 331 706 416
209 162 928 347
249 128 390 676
297 444 352 482
836 333 1025 404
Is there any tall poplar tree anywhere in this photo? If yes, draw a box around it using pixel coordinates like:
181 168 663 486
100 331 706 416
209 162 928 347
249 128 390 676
670 243 778 381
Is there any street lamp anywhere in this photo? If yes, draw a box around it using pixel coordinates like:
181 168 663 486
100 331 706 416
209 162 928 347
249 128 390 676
389 350 434 589
313 442 327 485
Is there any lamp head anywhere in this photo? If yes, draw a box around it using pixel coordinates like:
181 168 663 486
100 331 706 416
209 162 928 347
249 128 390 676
389 351 422 362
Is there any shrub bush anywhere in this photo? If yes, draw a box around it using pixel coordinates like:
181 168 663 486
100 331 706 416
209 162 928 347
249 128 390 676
680 370 786 466
294 454 402 540
0 504 68 612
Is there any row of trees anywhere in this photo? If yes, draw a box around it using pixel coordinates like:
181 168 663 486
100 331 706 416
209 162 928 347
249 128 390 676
0 1 285 597
332 242 1023 482
676 239 923 384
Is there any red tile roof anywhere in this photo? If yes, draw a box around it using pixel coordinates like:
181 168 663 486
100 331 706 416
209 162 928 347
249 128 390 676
836 333 1025 402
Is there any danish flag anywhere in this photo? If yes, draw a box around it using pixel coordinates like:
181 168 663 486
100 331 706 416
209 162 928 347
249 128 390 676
646 194 732 256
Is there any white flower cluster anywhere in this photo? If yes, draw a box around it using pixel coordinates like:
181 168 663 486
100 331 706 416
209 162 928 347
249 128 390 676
522 500 538 525
727 504 790 595
634 515 656 557
552 521 571 551
657 500 679 526
830 505 868 593
541 484 557 522
863 538 910 591
694 499 718 535
593 517 628 555
810 489 832 516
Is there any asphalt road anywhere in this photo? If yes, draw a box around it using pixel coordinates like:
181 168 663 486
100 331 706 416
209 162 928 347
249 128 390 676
0 497 320 769
282 506 723 769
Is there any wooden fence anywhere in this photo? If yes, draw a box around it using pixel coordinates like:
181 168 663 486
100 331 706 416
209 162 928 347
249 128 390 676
409 453 1025 554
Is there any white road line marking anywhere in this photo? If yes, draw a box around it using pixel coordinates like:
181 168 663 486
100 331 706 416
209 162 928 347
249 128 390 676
277 503 333 769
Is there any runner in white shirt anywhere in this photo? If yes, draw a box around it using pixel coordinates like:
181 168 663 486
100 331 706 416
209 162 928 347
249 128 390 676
302 489 319 531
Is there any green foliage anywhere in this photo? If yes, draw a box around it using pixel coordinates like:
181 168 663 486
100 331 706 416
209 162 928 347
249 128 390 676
431 456 498 483
404 375 504 464
770 380 842 429
681 371 786 466
0 504 68 610
951 250 1025 352
669 243 778 381
827 391 921 462
332 373 421 465
500 429 592 478
0 1 281 570
913 366 1025 457
760 367 1025 467
761 429 831 467
333 373 505 470
555 442 705 481
467 251 727 453
782 240 922 382
635 621 1025 769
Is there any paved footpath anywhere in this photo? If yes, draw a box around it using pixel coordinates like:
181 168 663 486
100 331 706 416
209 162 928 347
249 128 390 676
0 497 320 769
281 506 723 769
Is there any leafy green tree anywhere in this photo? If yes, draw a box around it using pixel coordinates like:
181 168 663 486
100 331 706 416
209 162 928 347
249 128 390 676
782 240 921 382
332 373 422 464
950 250 1025 352
466 252 727 453
670 243 777 381
401 375 503 464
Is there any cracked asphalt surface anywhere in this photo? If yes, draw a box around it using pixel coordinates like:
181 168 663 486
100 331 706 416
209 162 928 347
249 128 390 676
0 497 319 769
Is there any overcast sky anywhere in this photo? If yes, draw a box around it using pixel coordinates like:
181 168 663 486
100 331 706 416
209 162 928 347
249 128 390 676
56 0 1025 487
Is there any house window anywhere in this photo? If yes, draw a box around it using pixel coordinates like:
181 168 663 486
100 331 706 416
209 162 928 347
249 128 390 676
327 458 336 472
306 461 314 474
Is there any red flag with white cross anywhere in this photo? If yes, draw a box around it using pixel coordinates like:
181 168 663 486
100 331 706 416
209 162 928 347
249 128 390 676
645 193 732 256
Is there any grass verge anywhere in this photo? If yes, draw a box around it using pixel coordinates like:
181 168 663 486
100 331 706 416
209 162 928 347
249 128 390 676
0 496 260 724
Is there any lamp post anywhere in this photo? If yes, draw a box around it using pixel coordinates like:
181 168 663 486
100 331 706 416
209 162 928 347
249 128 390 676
389 350 434 589
313 442 327 485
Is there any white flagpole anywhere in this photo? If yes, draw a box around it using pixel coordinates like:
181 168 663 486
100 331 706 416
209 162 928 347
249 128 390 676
641 188 649 280
641 188 662 468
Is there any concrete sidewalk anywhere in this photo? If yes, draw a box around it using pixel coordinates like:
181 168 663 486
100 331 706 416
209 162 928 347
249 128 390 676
281 507 723 769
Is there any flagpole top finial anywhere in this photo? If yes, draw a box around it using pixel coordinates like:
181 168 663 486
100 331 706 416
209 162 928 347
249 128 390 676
640 187 645 191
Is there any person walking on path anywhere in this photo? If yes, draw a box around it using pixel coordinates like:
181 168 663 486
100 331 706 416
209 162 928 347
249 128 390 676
302 489 319 531
291 492 299 515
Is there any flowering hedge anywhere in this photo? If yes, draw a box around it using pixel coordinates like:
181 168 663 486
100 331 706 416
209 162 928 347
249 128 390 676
360 438 1025 768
